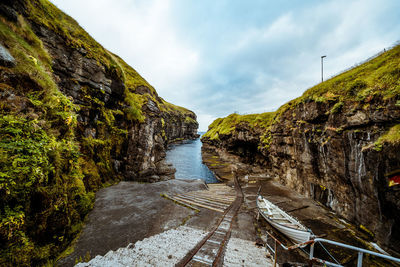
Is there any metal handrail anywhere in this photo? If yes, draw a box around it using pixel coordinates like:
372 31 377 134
310 238 400 267
264 230 400 267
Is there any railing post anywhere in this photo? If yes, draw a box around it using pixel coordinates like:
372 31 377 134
273 240 277 267
357 252 363 267
310 243 314 259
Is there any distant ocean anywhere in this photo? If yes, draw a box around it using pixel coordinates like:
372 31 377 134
165 133 219 183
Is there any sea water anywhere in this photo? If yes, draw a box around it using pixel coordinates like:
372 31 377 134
165 133 219 183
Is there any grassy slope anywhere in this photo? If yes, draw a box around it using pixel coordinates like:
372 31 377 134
27 0 194 121
203 44 400 144
276 44 400 118
203 113 274 141
0 11 91 265
0 0 195 265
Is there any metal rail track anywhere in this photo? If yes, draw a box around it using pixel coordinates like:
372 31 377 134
175 177 243 267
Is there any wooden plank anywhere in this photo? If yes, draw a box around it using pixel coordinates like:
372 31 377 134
174 195 228 209
171 197 225 213
184 193 235 203
191 190 235 198
187 196 233 204
187 192 235 197
174 195 229 209
161 193 200 212
182 195 232 206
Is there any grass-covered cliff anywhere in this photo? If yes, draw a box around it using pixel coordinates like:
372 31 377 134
0 0 198 265
204 43 400 145
202 44 400 253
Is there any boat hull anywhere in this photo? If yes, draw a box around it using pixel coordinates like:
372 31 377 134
262 214 311 244
257 196 311 245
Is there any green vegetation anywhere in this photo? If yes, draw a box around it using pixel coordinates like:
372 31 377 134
25 0 191 123
26 0 121 74
374 124 400 151
124 91 146 122
0 12 94 264
330 101 344 114
202 112 274 141
160 99 195 118
275 44 400 120
204 44 400 154
0 113 91 266
0 0 195 265
185 116 197 125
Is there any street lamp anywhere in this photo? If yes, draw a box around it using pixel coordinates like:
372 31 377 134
321 55 327 82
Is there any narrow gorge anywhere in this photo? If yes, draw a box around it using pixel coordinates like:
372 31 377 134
1 0 400 266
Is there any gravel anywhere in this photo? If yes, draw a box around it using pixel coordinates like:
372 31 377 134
75 226 207 267
75 226 272 266
224 237 272 267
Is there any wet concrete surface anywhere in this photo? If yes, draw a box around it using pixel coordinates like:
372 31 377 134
58 179 208 266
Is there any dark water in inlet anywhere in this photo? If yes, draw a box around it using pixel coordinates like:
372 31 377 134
165 133 219 183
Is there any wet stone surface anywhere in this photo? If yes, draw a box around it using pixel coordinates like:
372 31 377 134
58 179 207 266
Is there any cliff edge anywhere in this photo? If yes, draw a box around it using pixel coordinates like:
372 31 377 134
0 0 198 265
202 44 400 254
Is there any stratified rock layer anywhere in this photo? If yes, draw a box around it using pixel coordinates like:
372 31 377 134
30 19 198 182
0 0 197 265
202 50 400 253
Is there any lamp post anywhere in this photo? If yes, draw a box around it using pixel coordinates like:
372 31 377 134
321 55 326 82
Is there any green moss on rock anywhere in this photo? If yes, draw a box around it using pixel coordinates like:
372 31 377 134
0 0 197 265
274 44 400 121
202 112 274 141
375 124 400 149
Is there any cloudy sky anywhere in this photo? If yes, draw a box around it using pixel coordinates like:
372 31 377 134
51 0 400 131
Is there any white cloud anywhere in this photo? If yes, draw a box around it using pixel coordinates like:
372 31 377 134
51 0 199 102
50 0 400 132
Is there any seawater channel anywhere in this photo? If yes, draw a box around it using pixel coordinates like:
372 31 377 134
165 133 219 183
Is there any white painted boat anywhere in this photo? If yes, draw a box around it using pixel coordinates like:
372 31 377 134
257 195 312 245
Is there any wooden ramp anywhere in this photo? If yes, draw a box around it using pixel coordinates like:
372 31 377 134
176 178 244 267
170 183 235 213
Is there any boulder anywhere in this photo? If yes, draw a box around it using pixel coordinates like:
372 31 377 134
0 44 15 67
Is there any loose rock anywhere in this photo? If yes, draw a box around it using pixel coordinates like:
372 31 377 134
0 44 15 67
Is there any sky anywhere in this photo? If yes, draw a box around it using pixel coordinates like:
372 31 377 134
50 0 400 131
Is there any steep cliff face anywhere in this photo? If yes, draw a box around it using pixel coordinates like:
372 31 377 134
0 0 197 265
202 46 400 253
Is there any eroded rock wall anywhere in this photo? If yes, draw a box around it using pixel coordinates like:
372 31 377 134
202 98 400 252
28 16 198 182
0 0 198 264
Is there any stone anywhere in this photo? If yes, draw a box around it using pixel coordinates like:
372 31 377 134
0 44 16 67
0 4 18 22
145 99 160 113
202 98 400 253
148 175 160 182
156 160 176 175
347 111 368 126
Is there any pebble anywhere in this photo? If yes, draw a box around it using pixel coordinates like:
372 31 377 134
75 226 273 266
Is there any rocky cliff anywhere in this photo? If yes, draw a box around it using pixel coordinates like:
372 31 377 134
0 0 197 265
202 45 400 254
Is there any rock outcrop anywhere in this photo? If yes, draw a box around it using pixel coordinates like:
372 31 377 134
0 44 15 67
0 0 197 265
202 46 400 254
